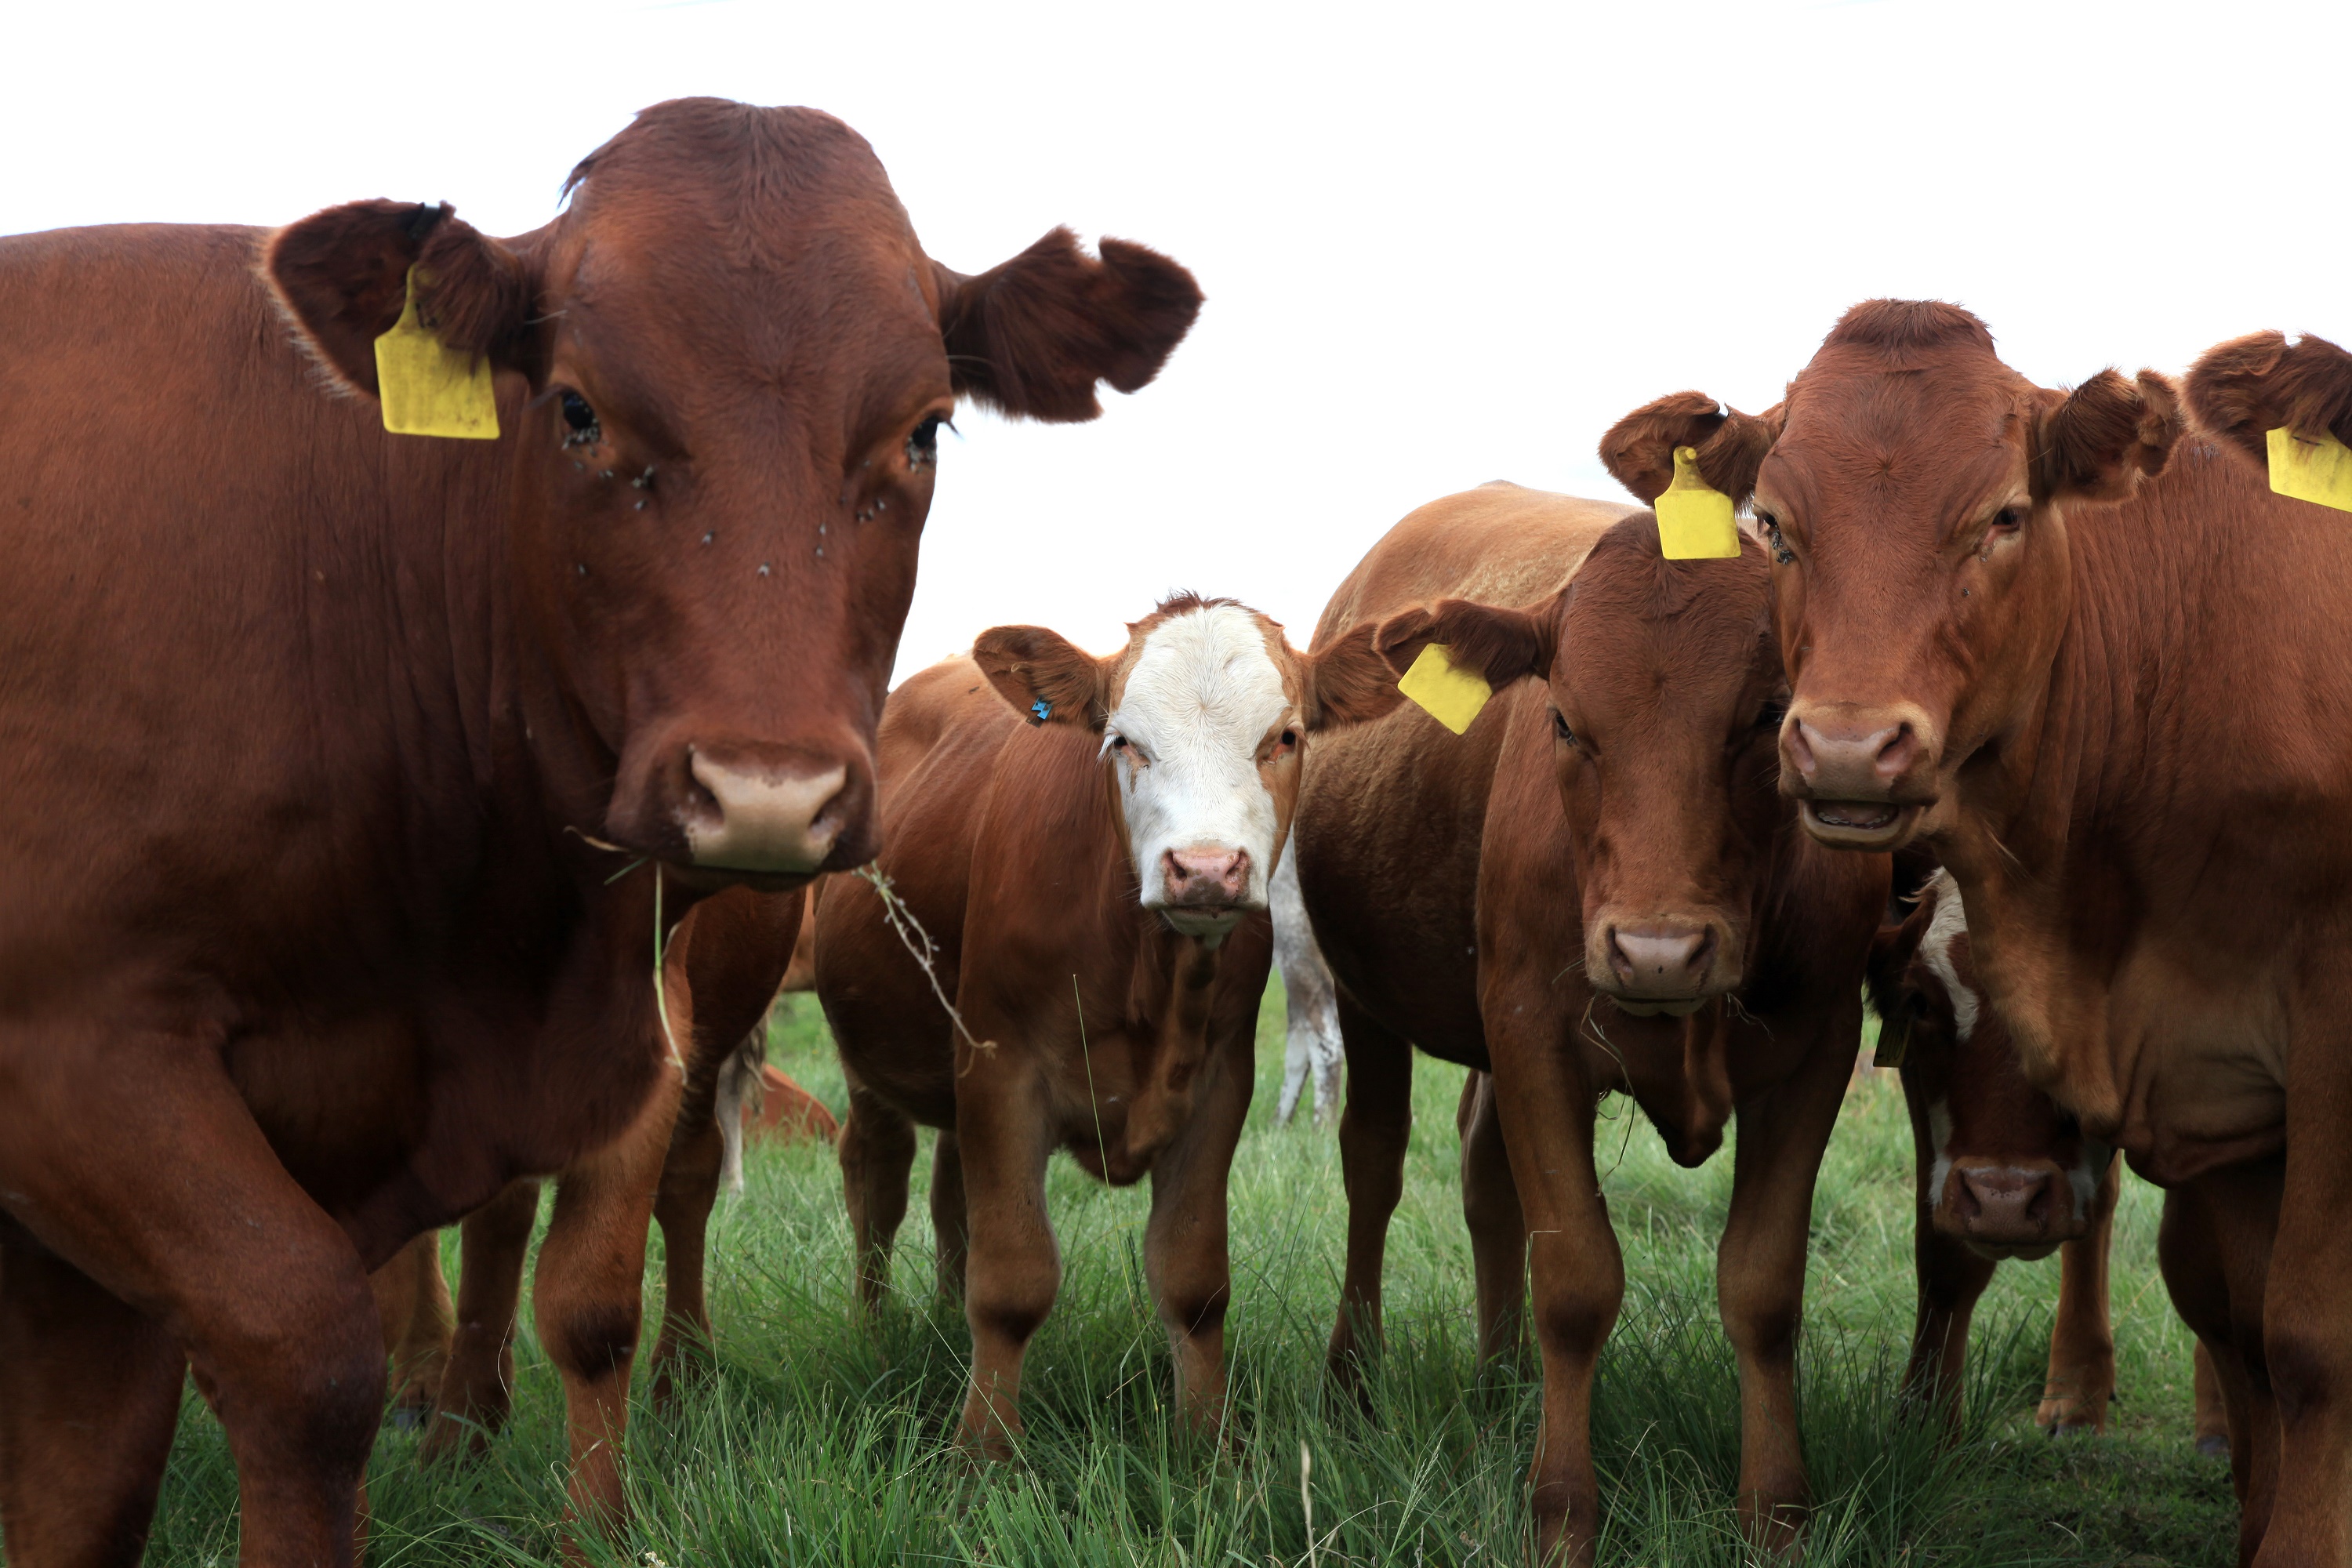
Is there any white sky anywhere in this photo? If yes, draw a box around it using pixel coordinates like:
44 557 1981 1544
10 1 2345 681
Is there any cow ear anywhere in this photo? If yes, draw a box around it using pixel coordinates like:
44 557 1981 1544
972 625 1112 730
2183 330 2352 469
1864 899 1931 1025
2033 368 2180 503
1295 621 1406 732
1374 590 1563 691
266 200 541 397
933 228 1202 423
1600 391 1784 506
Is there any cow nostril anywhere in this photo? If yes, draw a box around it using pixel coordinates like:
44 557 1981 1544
1874 724 1918 779
1787 721 1820 775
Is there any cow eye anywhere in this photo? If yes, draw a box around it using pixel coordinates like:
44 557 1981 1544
907 413 946 468
1755 510 1795 567
1755 696 1789 732
559 391 601 448
1552 710 1577 747
1991 506 2025 532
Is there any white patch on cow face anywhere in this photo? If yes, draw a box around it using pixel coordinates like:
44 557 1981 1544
1103 604 1294 936
1916 871 1980 1043
1928 1098 1955 1209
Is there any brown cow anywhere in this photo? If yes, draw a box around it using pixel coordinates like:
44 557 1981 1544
1599 301 2352 1566
1292 487 1887 1564
1868 869 2230 1452
0 96 1196 1564
815 600 1396 1454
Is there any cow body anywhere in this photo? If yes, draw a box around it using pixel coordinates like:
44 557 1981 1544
1603 303 2352 1566
1294 487 1886 1563
0 97 1196 1564
816 601 1392 1452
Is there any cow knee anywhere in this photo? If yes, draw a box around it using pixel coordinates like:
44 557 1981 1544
539 1297 641 1385
203 1274 384 1459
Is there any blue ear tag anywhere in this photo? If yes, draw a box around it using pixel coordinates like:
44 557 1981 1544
1030 699 1052 723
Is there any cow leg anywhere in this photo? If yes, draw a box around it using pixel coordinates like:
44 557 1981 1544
2161 1166 2280 1567
372 1230 454 1421
931 1131 970 1302
529 1066 683 1533
1485 1013 1617 1568
1457 1070 1528 1370
953 1065 1059 1459
840 1076 919 1313
1143 1030 1254 1440
419 1178 540 1465
2037 1151 2119 1435
648 1054 728 1410
2195 1341 2233 1457
1325 993 1412 1388
0 1043 383 1568
0 1219 187 1567
1715 1018 1853 1552
2249 1098 2352 1568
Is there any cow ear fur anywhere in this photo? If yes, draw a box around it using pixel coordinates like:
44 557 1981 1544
1374 590 1564 691
1600 391 1783 507
972 626 1112 731
934 228 1203 423
2033 368 2180 503
266 199 542 397
2183 330 2352 469
1297 621 1406 731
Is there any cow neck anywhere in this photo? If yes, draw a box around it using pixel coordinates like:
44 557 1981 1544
1934 449 2230 1135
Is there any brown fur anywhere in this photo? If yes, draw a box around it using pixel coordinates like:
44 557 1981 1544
0 96 1197 1559
1599 389 1785 507
1675 299 2352 1563
1293 488 1886 1565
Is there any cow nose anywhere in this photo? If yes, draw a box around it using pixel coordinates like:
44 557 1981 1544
1162 847 1250 906
1949 1163 2056 1240
1604 924 1717 998
1788 717 1917 794
684 753 849 875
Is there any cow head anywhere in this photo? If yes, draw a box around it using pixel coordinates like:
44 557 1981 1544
1868 871 2109 1257
1601 303 2180 853
974 598 1399 939
1373 518 1786 1015
264 98 1200 887
2184 328 2352 468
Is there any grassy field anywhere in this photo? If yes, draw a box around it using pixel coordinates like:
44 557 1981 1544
141 982 2235 1566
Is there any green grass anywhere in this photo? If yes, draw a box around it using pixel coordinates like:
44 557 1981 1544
139 983 2234 1566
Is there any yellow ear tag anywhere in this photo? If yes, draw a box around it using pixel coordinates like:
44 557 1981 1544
1872 1011 1911 1071
2267 426 2352 514
1654 445 1740 560
1396 643 1492 735
373 268 500 440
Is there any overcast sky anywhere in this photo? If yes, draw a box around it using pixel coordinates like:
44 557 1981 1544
11 1 2344 679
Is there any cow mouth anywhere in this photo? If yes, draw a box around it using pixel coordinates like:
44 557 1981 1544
1799 798 1921 848
1959 1236 2067 1263
1159 902 1250 938
1605 996 1709 1018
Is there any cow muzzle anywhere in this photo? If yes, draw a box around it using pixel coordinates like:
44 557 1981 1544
1780 701 1940 849
1588 915 1740 1016
1936 1159 2081 1258
1154 846 1254 937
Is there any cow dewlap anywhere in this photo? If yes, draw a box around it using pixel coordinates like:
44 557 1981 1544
1655 445 1740 559
2267 426 2352 514
375 269 499 439
1397 643 1491 735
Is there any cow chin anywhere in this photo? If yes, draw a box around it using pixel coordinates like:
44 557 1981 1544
1156 905 1247 943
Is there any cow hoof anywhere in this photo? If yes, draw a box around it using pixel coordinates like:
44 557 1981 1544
387 1403 426 1432
2196 1434 2231 1459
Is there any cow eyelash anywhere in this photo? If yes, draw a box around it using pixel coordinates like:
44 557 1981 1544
1552 710 1577 748
559 390 601 448
1755 510 1795 567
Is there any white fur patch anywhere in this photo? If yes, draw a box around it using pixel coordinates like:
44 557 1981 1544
1916 870 1980 1044
1928 1098 1955 1208
1105 604 1293 918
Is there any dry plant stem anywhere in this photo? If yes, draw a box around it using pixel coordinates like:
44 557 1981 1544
855 864 996 1070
